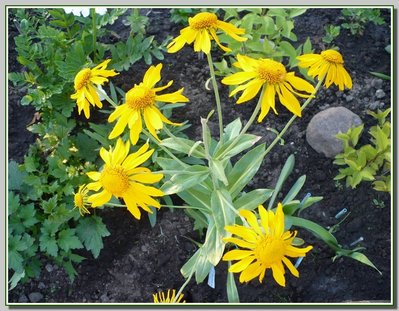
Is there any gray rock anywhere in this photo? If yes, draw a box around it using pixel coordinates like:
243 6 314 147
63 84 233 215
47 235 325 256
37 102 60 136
371 78 383 89
345 95 354 102
368 101 381 110
38 282 46 289
45 264 53 272
100 293 110 303
28 292 43 303
306 107 362 158
375 89 386 99
18 294 29 303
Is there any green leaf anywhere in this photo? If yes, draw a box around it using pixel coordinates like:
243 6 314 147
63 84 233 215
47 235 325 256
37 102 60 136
148 206 157 228
21 94 33 106
83 129 110 148
350 124 364 146
288 8 307 17
210 159 229 186
9 271 25 291
227 144 266 199
222 118 242 141
39 234 59 257
74 133 100 162
268 154 295 209
161 165 210 195
8 161 26 191
369 71 390 80
233 189 273 211
214 134 261 160
181 246 213 283
161 137 206 158
303 37 312 54
282 175 306 204
42 196 58 214
58 229 84 252
76 216 110 258
63 260 78 282
227 263 240 303
343 251 382 275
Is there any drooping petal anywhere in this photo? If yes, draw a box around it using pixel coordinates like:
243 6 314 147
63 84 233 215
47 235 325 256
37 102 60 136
228 256 256 273
143 64 162 89
88 190 112 207
222 249 254 261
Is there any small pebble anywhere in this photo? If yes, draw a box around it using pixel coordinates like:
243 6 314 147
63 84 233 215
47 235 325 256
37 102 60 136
18 294 29 303
375 89 386 99
100 293 109 303
38 282 46 290
28 292 43 303
45 264 53 273
345 95 354 102
141 245 148 252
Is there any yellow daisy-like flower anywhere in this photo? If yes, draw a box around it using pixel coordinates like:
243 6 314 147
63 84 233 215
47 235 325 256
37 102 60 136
108 64 189 145
222 54 315 121
73 184 90 216
167 12 247 54
71 59 119 119
222 203 313 287
297 49 352 91
153 289 185 303
86 138 164 220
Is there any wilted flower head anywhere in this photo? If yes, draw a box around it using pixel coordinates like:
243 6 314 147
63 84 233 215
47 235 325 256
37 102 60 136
167 12 247 54
108 63 188 144
71 59 118 118
73 184 90 216
86 138 164 219
153 289 185 303
297 49 352 91
223 203 313 287
222 54 315 120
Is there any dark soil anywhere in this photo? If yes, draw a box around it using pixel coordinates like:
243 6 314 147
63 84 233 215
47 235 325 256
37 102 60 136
8 8 392 303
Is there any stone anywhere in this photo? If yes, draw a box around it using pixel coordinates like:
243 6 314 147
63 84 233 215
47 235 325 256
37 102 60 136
306 107 362 158
45 264 53 272
28 292 43 303
18 294 29 303
375 89 386 99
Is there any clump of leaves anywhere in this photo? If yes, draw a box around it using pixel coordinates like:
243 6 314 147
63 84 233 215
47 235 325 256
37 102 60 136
334 108 391 192
340 8 385 36
322 24 341 45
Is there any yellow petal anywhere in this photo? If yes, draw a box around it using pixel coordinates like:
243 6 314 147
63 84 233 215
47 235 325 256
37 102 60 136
143 63 162 89
108 111 130 139
222 71 257 85
222 249 253 261
153 80 173 93
285 73 315 94
155 88 189 103
144 108 160 141
131 182 163 197
100 147 110 164
223 237 255 250
258 205 269 232
236 79 264 104
239 210 262 235
274 203 285 237
228 256 256 273
130 172 163 184
88 190 112 207
216 20 247 42
238 262 262 283
86 181 102 191
129 115 142 145
87 171 101 181
108 104 128 123
271 263 286 287
258 85 277 122
225 225 259 243
123 192 141 219
276 84 302 117
282 256 299 277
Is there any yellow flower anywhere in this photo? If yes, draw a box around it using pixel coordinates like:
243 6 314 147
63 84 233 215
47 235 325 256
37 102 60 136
167 12 247 54
108 64 189 145
73 184 90 216
222 203 313 287
86 138 164 219
71 59 119 119
153 289 185 303
297 49 352 91
222 55 315 121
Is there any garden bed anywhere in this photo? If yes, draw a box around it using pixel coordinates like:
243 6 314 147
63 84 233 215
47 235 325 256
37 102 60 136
8 8 391 304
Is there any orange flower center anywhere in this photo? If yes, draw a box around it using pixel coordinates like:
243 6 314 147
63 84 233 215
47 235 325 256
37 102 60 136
100 166 130 196
74 68 92 91
255 236 285 267
126 85 156 110
321 50 344 64
257 59 287 84
189 12 218 30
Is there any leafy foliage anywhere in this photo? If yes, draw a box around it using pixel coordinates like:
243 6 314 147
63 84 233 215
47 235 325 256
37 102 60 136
340 8 385 36
334 108 391 192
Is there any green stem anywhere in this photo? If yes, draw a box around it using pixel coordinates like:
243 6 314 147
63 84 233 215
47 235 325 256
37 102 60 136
94 85 117 108
263 77 324 156
206 52 224 143
105 203 126 207
161 204 209 213
91 8 97 63
172 271 194 303
141 128 187 167
219 85 265 157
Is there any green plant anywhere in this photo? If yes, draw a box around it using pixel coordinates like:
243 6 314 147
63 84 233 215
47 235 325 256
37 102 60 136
340 8 385 36
322 24 341 45
372 198 385 209
110 9 167 71
170 8 203 25
334 108 391 192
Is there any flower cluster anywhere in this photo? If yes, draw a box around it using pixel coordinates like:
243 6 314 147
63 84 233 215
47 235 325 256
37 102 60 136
68 10 355 301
